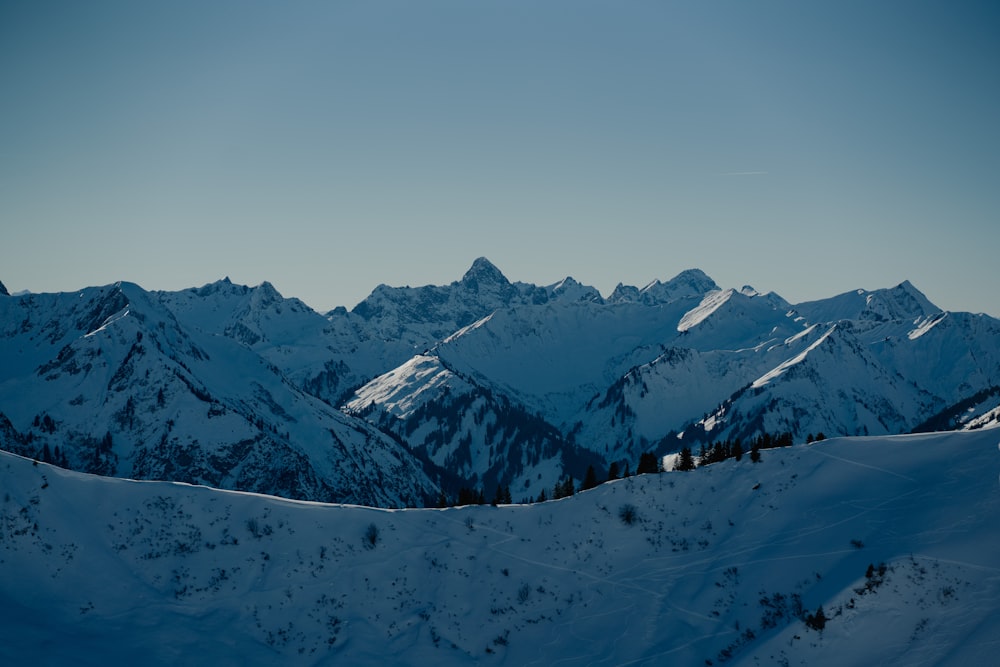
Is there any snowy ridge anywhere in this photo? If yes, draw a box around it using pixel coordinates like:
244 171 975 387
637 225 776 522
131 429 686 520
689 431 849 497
752 325 837 389
347 354 469 420
677 288 733 332
1 430 998 665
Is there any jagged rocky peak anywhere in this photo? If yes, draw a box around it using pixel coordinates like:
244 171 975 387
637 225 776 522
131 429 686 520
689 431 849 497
460 257 510 288
455 257 517 305
0 280 9 296
607 282 641 303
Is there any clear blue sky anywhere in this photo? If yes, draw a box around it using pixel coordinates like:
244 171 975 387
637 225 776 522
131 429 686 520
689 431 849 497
2 1 998 315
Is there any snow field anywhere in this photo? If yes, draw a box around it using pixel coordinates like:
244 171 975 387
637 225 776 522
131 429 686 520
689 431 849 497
1 430 998 666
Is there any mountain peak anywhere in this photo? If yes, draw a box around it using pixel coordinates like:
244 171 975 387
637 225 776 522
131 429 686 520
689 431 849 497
666 268 719 294
248 280 283 309
862 280 940 322
892 280 938 310
547 276 603 303
460 257 510 288
191 277 245 298
635 268 720 305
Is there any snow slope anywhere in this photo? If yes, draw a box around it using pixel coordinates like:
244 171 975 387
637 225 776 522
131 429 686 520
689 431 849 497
1 430 998 666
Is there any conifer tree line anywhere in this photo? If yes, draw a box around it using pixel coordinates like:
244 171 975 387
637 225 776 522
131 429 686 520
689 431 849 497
674 430 812 471
435 430 812 507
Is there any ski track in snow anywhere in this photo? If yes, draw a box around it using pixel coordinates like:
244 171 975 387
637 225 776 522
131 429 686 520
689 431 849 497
803 445 917 482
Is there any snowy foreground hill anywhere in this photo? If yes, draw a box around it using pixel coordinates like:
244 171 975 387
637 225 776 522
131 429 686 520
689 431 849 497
2 430 998 666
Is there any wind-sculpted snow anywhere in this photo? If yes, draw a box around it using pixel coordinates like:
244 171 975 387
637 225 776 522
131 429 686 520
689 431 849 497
751 326 838 389
1 430 998 665
677 288 736 332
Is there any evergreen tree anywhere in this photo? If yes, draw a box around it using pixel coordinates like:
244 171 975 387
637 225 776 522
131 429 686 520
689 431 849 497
805 605 827 631
458 487 486 506
607 461 620 481
750 443 761 463
732 440 743 462
493 484 512 505
581 465 598 491
636 452 659 475
675 446 695 471
553 476 575 499
536 488 547 503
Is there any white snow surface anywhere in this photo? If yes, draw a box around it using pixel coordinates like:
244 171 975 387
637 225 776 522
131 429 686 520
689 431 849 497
678 288 734 332
908 312 948 340
347 354 468 419
1 430 998 666
752 325 837 389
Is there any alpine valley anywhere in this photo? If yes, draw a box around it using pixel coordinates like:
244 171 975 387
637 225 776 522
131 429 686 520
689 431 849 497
1 261 999 665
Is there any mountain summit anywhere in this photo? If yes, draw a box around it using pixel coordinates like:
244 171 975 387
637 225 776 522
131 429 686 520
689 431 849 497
609 268 720 304
460 256 510 288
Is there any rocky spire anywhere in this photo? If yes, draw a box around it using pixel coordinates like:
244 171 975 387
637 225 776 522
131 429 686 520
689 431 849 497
460 257 510 288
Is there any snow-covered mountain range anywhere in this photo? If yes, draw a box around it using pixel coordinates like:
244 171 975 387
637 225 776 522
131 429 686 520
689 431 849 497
2 430 997 665
1 258 999 505
3 260 999 665
0 280 436 506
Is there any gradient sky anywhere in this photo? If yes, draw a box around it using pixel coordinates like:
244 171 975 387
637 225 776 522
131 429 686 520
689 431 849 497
2 1 998 315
